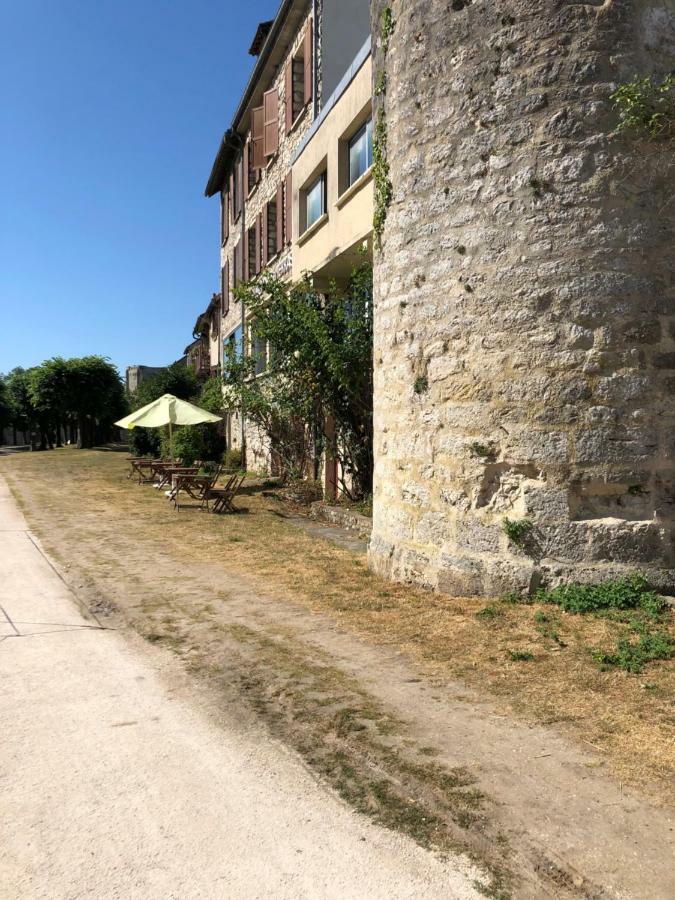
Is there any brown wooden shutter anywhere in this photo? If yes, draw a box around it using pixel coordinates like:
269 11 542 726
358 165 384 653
243 141 253 197
285 172 292 244
223 192 229 241
255 214 262 274
303 20 313 105
222 260 229 316
263 88 279 157
251 106 264 169
243 233 249 283
262 204 268 267
276 183 283 251
237 155 243 214
284 59 293 133
229 173 234 210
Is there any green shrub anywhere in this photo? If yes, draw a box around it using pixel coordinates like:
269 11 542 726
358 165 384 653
223 448 244 471
160 423 224 466
535 573 666 617
128 426 161 458
610 73 674 140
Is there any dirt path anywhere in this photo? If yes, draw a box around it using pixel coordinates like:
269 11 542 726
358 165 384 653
2 454 674 899
0 480 482 899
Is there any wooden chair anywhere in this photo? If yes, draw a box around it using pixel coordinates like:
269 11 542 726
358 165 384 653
171 466 223 511
206 473 245 514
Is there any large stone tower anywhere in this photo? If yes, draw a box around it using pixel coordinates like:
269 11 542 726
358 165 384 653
369 0 674 595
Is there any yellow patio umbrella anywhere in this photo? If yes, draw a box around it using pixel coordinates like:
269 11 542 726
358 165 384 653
115 393 222 460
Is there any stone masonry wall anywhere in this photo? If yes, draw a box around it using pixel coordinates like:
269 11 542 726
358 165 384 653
369 0 675 595
219 4 314 471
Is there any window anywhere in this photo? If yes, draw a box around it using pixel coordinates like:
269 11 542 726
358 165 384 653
233 242 241 289
226 325 243 361
348 118 373 186
306 173 326 230
221 191 229 245
284 20 312 131
250 326 267 376
231 156 242 220
266 197 278 260
221 260 229 315
247 226 257 280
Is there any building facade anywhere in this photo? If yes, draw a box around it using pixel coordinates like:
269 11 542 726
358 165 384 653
204 0 371 473
368 0 675 594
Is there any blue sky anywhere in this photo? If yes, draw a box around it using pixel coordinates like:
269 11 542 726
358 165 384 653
0 0 278 377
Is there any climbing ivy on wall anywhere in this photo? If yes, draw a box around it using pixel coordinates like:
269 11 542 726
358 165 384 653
373 7 394 249
611 74 674 140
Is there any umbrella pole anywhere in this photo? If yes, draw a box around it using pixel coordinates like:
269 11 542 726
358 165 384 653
169 420 173 461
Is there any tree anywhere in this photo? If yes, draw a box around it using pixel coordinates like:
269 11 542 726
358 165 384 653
158 377 225 465
4 368 37 445
226 262 373 498
67 356 127 449
127 362 199 457
28 357 71 448
133 362 198 408
0 378 12 441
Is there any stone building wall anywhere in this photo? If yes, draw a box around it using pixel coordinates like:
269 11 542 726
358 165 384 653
219 4 315 469
369 0 674 595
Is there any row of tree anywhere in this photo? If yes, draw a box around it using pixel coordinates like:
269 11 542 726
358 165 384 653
0 357 127 450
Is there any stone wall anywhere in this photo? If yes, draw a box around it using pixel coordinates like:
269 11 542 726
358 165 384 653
369 0 674 595
219 4 315 470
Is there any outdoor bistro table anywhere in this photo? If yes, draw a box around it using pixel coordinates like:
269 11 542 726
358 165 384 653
127 457 161 483
169 471 213 510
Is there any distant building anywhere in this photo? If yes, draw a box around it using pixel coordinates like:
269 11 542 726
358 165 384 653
185 294 221 383
125 365 166 394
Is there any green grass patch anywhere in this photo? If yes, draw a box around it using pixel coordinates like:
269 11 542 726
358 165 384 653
593 624 673 674
535 573 666 617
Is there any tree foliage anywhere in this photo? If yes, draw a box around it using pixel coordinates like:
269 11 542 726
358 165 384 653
0 357 126 449
226 262 373 498
127 365 223 463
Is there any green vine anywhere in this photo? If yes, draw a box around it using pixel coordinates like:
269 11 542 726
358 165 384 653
373 7 394 250
610 73 674 140
380 6 394 51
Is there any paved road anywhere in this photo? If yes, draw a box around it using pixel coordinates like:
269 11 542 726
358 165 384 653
0 478 480 900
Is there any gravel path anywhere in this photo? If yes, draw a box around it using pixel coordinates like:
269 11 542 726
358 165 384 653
0 478 481 900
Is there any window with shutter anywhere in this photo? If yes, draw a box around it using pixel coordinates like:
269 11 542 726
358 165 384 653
229 173 235 220
233 242 240 289
303 19 313 105
243 143 249 198
252 106 265 168
275 184 283 252
221 260 230 316
255 214 262 275
221 191 229 244
285 172 292 245
284 59 293 133
237 155 244 215
263 88 279 157
262 204 268 267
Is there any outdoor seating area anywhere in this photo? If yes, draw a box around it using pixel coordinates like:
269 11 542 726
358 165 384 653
126 456 243 513
119 394 243 514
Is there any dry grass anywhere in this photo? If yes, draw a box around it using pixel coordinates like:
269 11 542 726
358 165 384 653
3 448 674 802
